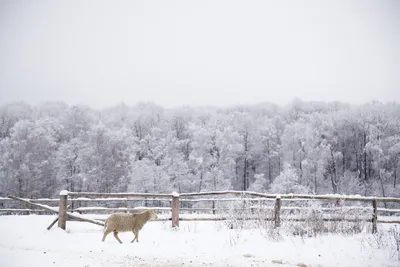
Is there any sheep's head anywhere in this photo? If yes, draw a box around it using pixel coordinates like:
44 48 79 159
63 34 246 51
147 209 158 220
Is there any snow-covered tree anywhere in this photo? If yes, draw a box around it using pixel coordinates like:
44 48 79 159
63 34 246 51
0 100 399 198
270 163 309 194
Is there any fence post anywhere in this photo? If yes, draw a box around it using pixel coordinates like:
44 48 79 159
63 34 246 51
171 192 180 228
372 199 377 234
274 195 281 228
58 190 68 230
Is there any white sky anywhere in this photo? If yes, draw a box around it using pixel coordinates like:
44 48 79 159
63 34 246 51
0 0 399 109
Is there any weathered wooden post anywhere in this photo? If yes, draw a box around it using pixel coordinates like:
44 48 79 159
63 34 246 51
171 191 180 228
58 190 68 230
274 195 282 228
372 199 377 234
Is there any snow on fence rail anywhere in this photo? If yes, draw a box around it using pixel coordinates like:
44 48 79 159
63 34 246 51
1 191 400 233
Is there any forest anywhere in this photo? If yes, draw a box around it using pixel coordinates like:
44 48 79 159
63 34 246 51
0 99 399 199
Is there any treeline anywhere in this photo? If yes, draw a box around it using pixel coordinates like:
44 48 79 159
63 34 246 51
0 100 399 199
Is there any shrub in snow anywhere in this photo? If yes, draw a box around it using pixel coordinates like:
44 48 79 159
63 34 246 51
222 197 368 240
338 171 365 196
389 226 400 261
362 226 400 261
248 173 267 192
221 198 283 243
102 210 158 244
283 202 368 238
223 200 251 230
270 163 309 194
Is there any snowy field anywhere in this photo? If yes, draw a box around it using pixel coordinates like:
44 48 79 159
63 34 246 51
0 215 399 267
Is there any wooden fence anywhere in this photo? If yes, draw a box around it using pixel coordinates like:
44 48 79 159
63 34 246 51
1 190 400 234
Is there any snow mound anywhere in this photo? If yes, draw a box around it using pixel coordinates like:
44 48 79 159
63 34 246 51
59 190 69 196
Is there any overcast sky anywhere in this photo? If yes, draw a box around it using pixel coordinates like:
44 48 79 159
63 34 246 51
0 0 399 109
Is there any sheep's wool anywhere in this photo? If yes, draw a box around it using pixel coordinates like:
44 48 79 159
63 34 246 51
104 210 157 233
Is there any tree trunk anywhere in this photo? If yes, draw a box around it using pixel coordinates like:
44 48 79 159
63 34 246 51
330 150 338 194
243 158 247 191
394 164 397 189
378 169 387 208
314 164 318 194
364 131 368 181
243 131 249 191
268 156 272 184
278 153 281 174
276 132 282 174
235 158 240 190
213 172 217 191
355 149 360 178
342 141 346 176
299 142 305 179
198 171 203 192
299 157 302 179
17 173 23 198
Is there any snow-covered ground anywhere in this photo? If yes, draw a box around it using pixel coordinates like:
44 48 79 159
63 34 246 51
0 215 398 267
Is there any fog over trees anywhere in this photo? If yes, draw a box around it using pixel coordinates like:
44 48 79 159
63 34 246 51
0 100 399 199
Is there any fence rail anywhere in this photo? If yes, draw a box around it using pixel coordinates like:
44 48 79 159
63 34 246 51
1 191 400 233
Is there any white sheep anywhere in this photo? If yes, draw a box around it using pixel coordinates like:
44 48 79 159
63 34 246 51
102 209 158 244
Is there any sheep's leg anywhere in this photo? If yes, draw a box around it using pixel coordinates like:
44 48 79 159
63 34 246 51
113 231 123 244
131 231 137 243
130 230 139 243
102 229 112 242
135 230 139 243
